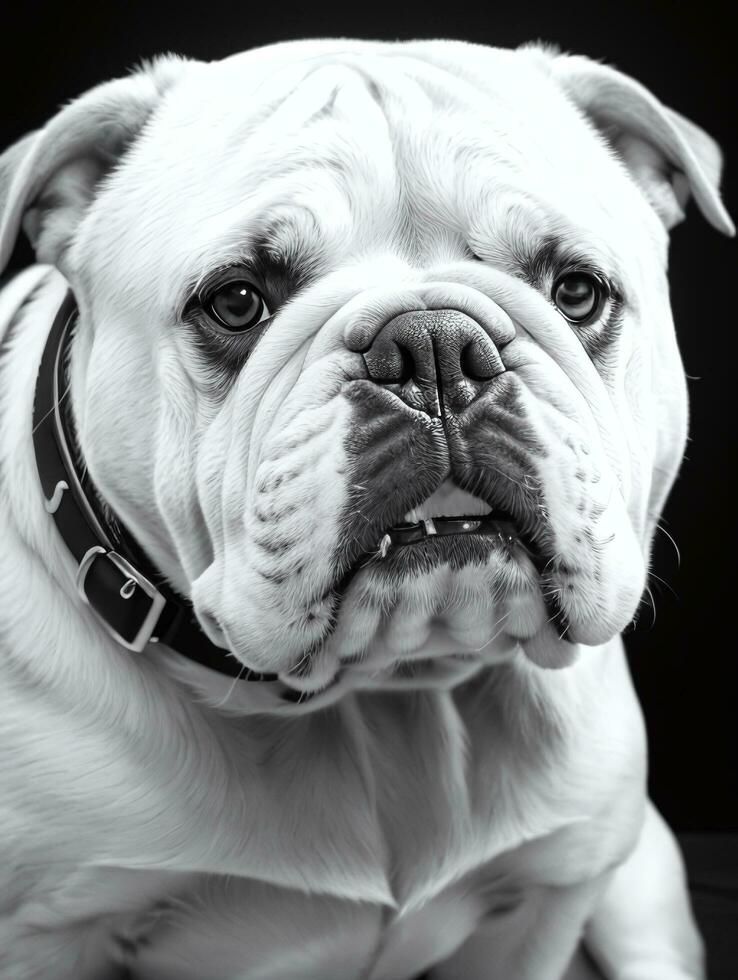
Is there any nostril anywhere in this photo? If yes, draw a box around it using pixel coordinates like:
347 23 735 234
364 341 415 385
460 342 482 381
460 340 504 383
396 343 414 385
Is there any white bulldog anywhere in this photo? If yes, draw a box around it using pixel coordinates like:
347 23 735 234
0 38 732 980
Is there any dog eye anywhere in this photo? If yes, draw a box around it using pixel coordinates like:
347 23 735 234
205 280 271 332
552 272 606 325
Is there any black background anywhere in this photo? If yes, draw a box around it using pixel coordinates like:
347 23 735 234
2 1 735 830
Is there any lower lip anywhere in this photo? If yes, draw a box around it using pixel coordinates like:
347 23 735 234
368 528 524 576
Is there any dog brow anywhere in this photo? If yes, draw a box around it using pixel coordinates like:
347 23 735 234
250 225 315 290
517 236 575 285
514 235 620 292
178 209 321 317
250 223 322 303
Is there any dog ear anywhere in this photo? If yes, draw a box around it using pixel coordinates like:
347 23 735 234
0 55 191 277
546 53 734 236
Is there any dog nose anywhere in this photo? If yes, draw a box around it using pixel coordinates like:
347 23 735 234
362 309 505 415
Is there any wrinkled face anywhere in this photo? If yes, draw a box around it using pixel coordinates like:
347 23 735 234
68 41 688 693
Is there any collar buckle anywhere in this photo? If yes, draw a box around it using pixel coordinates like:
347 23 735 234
33 290 273 681
76 546 166 653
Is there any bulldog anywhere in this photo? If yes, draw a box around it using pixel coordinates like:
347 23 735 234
0 38 732 980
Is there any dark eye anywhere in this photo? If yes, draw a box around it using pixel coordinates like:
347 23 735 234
205 280 271 332
552 272 606 324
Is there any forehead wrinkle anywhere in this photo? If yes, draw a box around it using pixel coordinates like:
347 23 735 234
227 57 399 164
221 71 400 248
227 47 389 120
260 62 406 261
313 58 539 262
301 58 443 264
223 60 371 150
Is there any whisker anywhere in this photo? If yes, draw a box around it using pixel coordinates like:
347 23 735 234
641 583 657 629
468 609 511 653
648 570 678 599
656 523 681 567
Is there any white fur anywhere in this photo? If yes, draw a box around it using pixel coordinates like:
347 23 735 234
1 38 729 979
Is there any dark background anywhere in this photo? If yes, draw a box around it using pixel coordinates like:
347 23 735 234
2 0 735 831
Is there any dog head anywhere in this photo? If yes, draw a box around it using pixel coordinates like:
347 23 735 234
0 39 732 694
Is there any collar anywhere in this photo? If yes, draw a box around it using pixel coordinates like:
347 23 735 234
32 289 277 683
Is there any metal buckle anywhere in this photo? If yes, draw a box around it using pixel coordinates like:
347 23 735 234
76 546 166 653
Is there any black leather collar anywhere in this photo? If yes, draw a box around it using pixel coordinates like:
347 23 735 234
32 290 276 682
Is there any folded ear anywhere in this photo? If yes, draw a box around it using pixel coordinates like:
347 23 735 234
546 52 734 236
0 55 191 277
